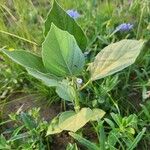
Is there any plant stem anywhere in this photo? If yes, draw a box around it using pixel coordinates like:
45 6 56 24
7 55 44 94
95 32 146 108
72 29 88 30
72 77 80 112
136 2 145 39
0 46 6 50
74 89 80 112
0 30 38 45
79 79 91 91
107 92 120 114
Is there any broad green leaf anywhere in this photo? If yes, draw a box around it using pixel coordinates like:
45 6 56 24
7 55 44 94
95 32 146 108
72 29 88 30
1 49 46 73
47 108 92 135
47 117 63 135
47 126 62 135
47 108 105 135
90 108 106 121
27 68 59 87
44 0 87 50
58 108 93 132
42 24 85 77
69 132 100 150
59 111 76 123
89 40 145 81
56 80 75 101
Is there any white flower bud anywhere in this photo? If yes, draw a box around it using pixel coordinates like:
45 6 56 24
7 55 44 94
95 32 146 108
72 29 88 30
76 78 83 84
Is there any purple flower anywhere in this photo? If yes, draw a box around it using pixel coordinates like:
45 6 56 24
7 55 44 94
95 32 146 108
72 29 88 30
66 10 80 19
116 23 133 32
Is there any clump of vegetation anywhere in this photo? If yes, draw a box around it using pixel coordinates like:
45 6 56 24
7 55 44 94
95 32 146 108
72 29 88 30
0 0 150 149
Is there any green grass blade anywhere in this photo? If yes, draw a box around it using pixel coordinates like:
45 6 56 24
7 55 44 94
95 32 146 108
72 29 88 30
69 132 100 150
127 128 146 150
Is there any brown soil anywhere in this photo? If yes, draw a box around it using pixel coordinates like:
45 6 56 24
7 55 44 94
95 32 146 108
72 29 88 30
51 132 73 150
1 93 60 121
128 89 142 111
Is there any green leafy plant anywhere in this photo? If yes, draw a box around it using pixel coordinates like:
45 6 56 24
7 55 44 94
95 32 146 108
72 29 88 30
0 108 49 150
47 108 105 135
0 0 145 142
44 0 87 51
70 114 146 150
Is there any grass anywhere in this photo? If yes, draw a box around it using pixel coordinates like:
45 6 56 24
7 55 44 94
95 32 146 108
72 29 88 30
0 0 150 149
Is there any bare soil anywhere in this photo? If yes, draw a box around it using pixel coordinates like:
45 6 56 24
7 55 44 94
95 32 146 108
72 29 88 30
1 93 60 121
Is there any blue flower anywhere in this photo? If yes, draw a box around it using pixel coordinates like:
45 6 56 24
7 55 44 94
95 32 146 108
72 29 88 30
116 23 133 32
66 10 80 19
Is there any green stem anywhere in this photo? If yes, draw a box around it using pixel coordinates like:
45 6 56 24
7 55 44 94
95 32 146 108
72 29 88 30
74 89 80 112
72 77 80 112
0 30 38 45
107 92 120 114
79 79 91 91
74 79 92 112
108 30 118 38
0 46 6 50
73 78 91 112
136 3 145 39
